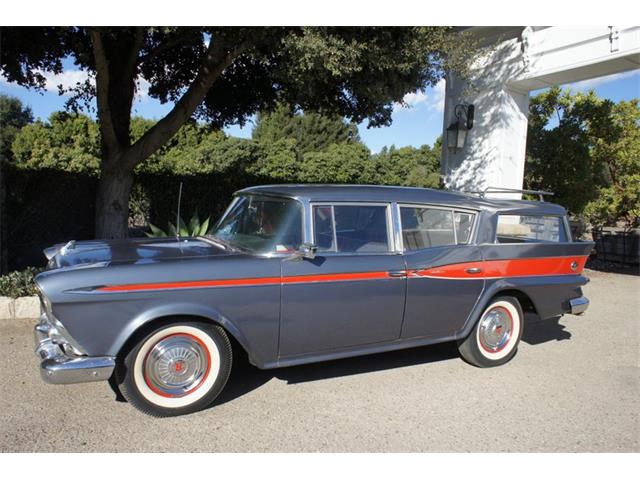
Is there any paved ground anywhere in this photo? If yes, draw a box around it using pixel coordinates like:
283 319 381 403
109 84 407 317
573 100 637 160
1 269 638 452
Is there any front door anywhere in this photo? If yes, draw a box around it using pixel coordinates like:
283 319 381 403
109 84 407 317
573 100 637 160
279 203 406 358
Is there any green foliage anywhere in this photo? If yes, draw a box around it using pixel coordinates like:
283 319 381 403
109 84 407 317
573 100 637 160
253 103 361 158
301 143 374 183
11 110 443 189
0 94 33 162
0 267 43 298
147 211 211 238
583 99 640 226
373 141 442 188
526 88 640 226
12 112 101 174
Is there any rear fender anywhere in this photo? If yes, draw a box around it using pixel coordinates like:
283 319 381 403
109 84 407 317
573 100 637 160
455 274 589 340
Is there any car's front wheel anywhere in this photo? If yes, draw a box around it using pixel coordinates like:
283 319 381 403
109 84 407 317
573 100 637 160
116 321 232 417
457 296 523 368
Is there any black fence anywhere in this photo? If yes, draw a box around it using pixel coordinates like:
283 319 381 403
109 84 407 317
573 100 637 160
591 227 640 265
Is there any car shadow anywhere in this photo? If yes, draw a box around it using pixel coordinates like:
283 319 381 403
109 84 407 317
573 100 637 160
211 341 459 408
521 313 572 345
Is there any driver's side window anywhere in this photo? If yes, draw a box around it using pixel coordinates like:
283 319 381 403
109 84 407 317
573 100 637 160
312 204 391 254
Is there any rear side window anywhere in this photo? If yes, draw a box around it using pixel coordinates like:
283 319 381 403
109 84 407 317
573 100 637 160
312 204 390 253
496 215 568 243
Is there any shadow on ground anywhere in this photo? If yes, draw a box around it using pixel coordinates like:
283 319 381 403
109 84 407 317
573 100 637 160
109 313 575 409
521 313 572 345
212 341 459 408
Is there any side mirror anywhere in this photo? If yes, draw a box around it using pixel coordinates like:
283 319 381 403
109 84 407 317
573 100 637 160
289 243 317 261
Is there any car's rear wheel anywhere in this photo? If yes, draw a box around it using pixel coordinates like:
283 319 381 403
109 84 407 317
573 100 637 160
457 296 523 368
116 321 232 417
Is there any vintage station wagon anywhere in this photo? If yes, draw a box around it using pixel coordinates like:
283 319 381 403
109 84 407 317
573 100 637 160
34 185 592 416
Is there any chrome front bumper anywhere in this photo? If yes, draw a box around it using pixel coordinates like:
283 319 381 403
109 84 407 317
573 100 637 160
34 313 115 384
569 296 590 315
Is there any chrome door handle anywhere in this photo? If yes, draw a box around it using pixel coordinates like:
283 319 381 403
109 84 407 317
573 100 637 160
465 267 482 274
388 270 407 277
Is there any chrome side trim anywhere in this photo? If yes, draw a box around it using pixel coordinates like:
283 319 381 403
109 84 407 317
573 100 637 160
569 296 589 315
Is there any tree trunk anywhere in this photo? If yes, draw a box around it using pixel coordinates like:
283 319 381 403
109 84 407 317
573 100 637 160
95 164 134 239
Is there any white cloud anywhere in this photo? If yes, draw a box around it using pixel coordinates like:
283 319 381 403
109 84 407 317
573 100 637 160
393 79 446 114
39 69 93 95
135 77 150 100
2 68 150 102
567 70 640 91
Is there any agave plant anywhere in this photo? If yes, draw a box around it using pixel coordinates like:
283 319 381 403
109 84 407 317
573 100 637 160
146 211 211 238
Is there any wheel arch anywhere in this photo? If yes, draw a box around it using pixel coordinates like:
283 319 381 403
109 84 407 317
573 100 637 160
456 281 538 340
109 303 255 366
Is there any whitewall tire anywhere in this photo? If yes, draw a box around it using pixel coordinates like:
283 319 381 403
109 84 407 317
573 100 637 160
458 296 523 368
116 321 232 417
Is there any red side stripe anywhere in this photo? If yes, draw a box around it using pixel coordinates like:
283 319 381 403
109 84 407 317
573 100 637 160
97 271 392 292
96 255 588 292
412 255 587 279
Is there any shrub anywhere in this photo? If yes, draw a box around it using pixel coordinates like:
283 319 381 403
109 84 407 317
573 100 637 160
0 267 43 298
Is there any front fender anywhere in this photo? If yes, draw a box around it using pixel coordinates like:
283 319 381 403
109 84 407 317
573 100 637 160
108 301 256 365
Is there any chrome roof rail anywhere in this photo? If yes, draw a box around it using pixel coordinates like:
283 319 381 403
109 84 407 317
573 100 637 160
460 187 554 202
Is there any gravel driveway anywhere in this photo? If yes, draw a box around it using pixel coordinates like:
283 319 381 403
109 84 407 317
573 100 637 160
1 269 638 452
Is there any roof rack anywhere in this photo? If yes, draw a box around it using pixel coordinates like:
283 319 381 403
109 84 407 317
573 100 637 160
465 187 554 202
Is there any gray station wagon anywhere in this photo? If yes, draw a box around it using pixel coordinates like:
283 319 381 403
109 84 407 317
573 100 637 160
34 184 593 416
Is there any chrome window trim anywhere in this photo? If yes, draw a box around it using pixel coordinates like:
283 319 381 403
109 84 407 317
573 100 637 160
213 193 307 257
309 202 395 255
397 203 478 252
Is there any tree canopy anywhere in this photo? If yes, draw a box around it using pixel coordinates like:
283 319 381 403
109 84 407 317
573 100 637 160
525 87 639 226
0 93 33 162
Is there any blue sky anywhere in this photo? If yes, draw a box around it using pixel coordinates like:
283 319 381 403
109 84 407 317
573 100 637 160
1 58 638 153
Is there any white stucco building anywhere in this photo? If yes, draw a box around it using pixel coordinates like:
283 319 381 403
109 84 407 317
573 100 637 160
441 26 640 198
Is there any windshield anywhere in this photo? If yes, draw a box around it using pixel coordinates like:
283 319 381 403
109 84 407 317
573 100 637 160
210 194 303 254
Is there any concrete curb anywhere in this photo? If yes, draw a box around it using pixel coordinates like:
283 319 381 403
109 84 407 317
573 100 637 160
0 296 39 320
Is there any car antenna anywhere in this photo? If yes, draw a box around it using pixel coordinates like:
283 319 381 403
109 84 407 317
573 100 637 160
176 181 183 241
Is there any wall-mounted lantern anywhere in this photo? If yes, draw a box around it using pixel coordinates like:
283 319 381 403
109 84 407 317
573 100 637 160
446 104 474 152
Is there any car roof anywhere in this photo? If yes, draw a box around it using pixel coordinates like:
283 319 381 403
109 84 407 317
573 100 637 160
236 184 566 215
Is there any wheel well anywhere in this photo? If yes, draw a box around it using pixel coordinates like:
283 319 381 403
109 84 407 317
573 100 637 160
491 289 537 315
117 315 249 362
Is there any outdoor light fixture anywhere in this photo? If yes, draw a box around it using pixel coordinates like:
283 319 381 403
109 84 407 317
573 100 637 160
446 104 474 152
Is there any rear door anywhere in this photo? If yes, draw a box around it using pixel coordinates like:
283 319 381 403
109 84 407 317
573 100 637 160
279 203 406 357
400 204 485 339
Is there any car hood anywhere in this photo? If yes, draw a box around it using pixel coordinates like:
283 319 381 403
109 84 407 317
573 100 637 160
44 237 232 269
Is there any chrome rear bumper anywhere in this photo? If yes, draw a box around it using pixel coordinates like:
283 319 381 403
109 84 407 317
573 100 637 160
569 296 590 315
34 314 115 384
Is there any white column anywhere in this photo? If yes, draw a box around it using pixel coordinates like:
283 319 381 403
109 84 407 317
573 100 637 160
441 32 530 199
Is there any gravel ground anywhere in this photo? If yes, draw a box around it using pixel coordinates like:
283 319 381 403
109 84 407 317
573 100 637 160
1 269 638 452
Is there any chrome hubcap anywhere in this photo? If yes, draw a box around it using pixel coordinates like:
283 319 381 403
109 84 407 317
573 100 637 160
478 307 513 352
144 334 209 397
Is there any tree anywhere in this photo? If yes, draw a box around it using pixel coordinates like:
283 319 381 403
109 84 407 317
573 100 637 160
583 99 640 227
1 27 475 238
12 112 101 174
300 143 374 183
525 87 640 225
373 141 441 187
0 94 33 273
253 103 361 159
0 94 33 162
